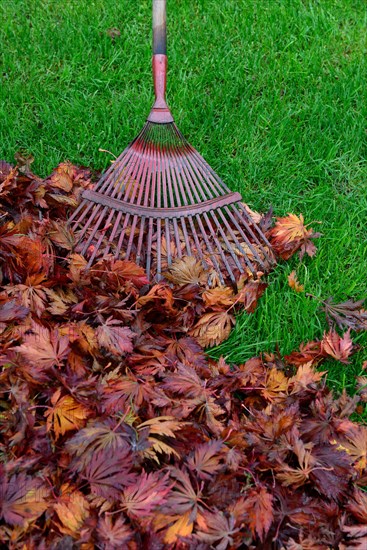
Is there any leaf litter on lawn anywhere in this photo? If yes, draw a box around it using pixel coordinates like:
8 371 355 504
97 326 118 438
0 160 367 548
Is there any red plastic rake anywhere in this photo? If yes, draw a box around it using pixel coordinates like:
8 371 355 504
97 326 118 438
69 0 275 285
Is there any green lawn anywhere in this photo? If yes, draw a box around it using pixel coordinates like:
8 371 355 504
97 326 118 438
1 0 366 403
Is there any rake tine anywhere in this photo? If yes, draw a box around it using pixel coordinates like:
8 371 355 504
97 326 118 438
159 139 172 267
105 124 153 260
165 151 184 255
114 213 131 260
202 212 236 284
125 214 139 260
208 211 247 275
165 219 172 266
146 218 154 277
171 145 237 281
195 214 225 285
217 208 260 273
177 151 245 273
237 203 274 253
136 217 146 265
186 146 272 258
78 147 140 245
185 143 273 266
223 205 267 268
80 206 109 255
156 219 162 279
233 204 273 260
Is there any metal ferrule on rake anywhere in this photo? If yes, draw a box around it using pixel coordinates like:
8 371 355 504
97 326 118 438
69 0 276 285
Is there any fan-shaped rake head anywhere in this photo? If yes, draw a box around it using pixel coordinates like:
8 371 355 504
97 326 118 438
68 121 275 286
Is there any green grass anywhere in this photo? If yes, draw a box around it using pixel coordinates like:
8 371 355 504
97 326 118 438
1 1 366 408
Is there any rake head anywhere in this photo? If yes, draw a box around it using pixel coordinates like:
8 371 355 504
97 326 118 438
68 2 275 286
68 121 275 285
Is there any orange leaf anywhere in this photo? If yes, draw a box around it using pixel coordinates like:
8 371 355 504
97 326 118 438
245 487 273 541
269 213 320 260
44 390 90 440
164 511 193 544
47 161 76 192
288 362 326 393
261 367 289 401
202 286 235 308
53 489 90 537
288 270 304 292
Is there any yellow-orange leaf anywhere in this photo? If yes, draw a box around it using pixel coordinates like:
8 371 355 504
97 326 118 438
44 389 90 440
288 270 304 292
54 490 90 537
202 286 235 308
261 367 289 401
164 512 193 544
163 256 209 286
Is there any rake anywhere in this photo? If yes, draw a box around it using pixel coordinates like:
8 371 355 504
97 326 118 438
69 0 275 285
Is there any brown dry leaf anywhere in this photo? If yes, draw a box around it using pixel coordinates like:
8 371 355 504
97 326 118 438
269 213 320 260
241 203 262 224
333 425 367 472
0 474 50 527
261 367 289 401
356 376 367 403
14 322 70 371
288 270 304 292
54 488 90 537
68 253 88 283
163 256 208 286
9 273 49 317
189 311 235 347
47 162 76 192
45 287 78 316
235 281 267 313
137 284 176 314
202 286 235 308
60 321 97 356
14 151 34 174
321 329 353 364
47 220 76 250
44 389 90 440
106 27 121 39
138 416 183 461
288 362 326 393
96 318 135 356
245 487 274 542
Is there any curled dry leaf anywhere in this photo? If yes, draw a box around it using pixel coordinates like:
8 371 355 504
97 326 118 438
268 213 321 260
53 488 90 537
95 318 135 356
288 270 304 292
163 256 209 286
322 297 367 331
189 311 235 347
321 329 353 364
202 286 235 308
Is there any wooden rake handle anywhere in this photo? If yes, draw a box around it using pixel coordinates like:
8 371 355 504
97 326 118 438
148 0 173 123
153 0 167 55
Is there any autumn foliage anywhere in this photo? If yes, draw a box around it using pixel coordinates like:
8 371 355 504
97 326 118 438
0 161 367 549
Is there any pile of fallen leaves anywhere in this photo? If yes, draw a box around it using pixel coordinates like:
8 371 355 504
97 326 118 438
1 160 367 549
